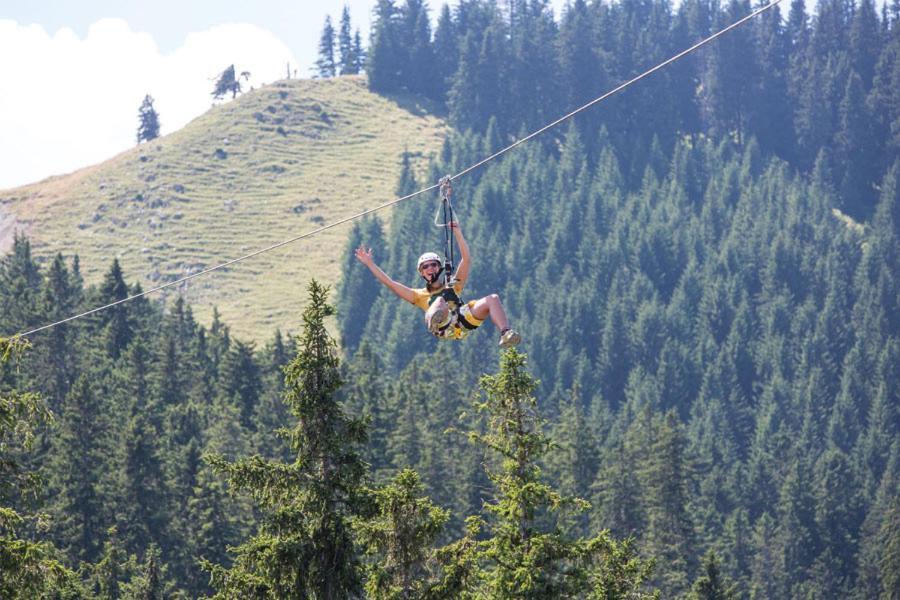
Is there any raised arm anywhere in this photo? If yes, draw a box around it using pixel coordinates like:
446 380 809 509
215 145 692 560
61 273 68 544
354 245 416 304
450 222 470 288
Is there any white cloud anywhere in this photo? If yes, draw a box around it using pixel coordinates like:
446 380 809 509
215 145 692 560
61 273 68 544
0 18 297 190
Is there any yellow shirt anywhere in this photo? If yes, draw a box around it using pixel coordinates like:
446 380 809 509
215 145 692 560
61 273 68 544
410 281 464 312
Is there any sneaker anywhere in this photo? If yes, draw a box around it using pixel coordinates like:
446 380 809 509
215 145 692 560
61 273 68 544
499 328 522 348
427 303 451 333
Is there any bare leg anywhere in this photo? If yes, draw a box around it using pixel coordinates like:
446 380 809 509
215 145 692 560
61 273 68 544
470 294 510 332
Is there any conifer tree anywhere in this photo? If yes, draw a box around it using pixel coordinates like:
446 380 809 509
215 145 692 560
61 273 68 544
0 234 41 334
0 338 79 597
354 469 450 598
550 389 599 536
448 20 509 134
253 330 293 459
98 258 133 360
748 512 779 599
136 94 160 144
182 465 245 598
47 375 110 563
337 217 387 353
689 551 737 599
116 341 168 555
558 0 604 145
37 253 77 410
211 65 241 100
451 349 656 598
91 526 139 599
338 6 356 75
835 71 878 218
432 3 459 102
204 280 368 599
368 0 403 92
217 340 262 430
129 544 165 599
640 410 696 593
316 15 337 78
353 29 366 74
402 0 435 97
340 343 390 474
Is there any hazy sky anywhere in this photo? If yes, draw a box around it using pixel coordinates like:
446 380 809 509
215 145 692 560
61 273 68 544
1 0 816 190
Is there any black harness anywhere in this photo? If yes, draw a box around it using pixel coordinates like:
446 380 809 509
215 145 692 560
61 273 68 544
427 286 478 337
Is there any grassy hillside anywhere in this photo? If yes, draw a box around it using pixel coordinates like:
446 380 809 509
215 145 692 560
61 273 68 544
0 76 446 341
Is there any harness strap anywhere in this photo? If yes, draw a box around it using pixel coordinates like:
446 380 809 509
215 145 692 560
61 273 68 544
439 176 456 286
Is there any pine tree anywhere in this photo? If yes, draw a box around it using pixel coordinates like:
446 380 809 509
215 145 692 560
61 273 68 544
835 71 879 218
217 340 261 430
401 0 435 97
128 544 165 599
47 375 110 563
182 465 246 598
750 2 793 160
91 527 139 599
211 65 241 100
558 0 604 146
432 3 459 103
253 330 293 459
337 217 387 354
550 388 599 536
136 94 160 144
448 17 509 134
354 469 450 598
36 253 77 411
116 341 168 555
689 551 738 599
849 0 881 88
316 15 337 78
338 6 356 75
368 0 403 92
97 258 133 360
0 338 79 597
0 233 41 334
748 512 779 599
813 447 863 596
453 349 657 598
353 29 366 74
775 459 821 596
640 411 696 594
204 280 368 598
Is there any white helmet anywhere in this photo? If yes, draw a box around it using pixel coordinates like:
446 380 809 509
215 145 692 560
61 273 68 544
416 252 442 272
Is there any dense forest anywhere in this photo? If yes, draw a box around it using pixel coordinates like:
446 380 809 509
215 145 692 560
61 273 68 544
2 0 899 597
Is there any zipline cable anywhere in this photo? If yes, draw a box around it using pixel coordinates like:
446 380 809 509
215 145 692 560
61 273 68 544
10 0 782 340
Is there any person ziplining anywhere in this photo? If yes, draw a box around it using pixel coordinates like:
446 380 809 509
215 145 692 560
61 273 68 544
354 177 522 348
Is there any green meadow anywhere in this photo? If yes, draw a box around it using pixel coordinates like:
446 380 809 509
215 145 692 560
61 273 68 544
0 76 446 340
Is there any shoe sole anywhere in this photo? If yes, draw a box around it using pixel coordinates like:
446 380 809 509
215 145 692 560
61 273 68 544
499 332 522 348
428 306 450 333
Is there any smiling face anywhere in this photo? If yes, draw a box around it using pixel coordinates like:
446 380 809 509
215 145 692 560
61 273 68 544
419 260 441 275
419 260 443 287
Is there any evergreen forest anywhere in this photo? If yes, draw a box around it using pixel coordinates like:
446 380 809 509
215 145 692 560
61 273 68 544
2 0 900 597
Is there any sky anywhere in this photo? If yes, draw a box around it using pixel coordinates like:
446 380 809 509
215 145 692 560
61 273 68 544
1 0 823 190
